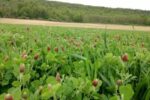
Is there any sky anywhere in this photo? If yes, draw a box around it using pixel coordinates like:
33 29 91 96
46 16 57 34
49 0 150 11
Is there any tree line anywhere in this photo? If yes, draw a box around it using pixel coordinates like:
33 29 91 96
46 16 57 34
0 0 150 25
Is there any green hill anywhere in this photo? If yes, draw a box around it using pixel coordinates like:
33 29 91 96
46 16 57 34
0 0 150 25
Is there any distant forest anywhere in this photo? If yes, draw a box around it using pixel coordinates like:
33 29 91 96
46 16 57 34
0 0 150 25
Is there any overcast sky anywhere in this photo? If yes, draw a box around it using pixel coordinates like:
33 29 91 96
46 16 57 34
49 0 150 11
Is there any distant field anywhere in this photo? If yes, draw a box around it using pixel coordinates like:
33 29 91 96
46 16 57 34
1 18 150 32
0 24 150 100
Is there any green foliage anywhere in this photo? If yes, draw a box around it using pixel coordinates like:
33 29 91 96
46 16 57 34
119 84 134 100
0 0 150 25
0 24 150 99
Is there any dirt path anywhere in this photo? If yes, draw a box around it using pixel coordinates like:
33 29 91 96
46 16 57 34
0 18 150 31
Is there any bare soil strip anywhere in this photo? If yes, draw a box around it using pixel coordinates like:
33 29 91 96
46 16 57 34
0 18 150 31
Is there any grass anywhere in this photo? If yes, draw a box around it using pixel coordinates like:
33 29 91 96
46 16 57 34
0 24 150 100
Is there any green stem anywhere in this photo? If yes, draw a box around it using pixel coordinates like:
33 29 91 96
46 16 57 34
53 93 57 100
